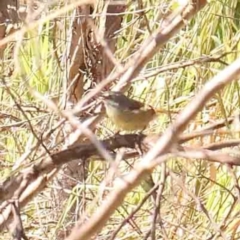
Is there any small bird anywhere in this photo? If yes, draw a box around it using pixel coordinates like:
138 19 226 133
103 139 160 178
102 91 156 131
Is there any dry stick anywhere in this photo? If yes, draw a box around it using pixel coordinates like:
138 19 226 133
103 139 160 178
29 86 114 163
2 79 52 157
0 134 142 205
222 198 240 236
1 129 239 215
0 111 239 189
150 164 167 240
69 0 209 152
225 166 240 201
174 147 240 166
65 54 240 240
9 201 28 240
109 183 161 240
72 1 207 114
64 2 208 239
203 140 240 151
66 0 205 144
169 172 227 239
141 60 240 165
0 131 239 228
115 206 142 237
1 13 238 231
134 51 233 81
201 115 239 132
13 119 65 171
0 0 94 48
0 169 56 230
144 163 168 240
218 168 240 237
170 222 203 240
115 1 207 90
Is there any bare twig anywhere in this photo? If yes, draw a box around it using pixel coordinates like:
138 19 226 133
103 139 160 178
109 183 161 240
71 0 207 114
9 201 28 240
66 46 240 240
0 170 56 230
150 164 167 240
169 172 227 239
174 146 240 166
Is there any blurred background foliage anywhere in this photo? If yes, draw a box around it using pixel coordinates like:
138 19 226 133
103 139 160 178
0 0 240 239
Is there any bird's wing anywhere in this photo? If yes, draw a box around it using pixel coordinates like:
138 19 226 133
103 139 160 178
126 98 144 110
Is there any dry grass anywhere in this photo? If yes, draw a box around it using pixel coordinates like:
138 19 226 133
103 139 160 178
0 0 240 239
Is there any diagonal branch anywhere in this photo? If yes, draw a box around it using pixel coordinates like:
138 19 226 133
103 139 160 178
65 47 240 240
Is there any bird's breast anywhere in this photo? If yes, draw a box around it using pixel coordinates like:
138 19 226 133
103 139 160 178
105 105 155 131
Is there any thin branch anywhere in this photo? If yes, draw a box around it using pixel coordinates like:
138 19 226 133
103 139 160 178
0 170 57 230
150 164 167 240
72 0 207 113
9 201 28 240
66 43 240 240
109 183 161 240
